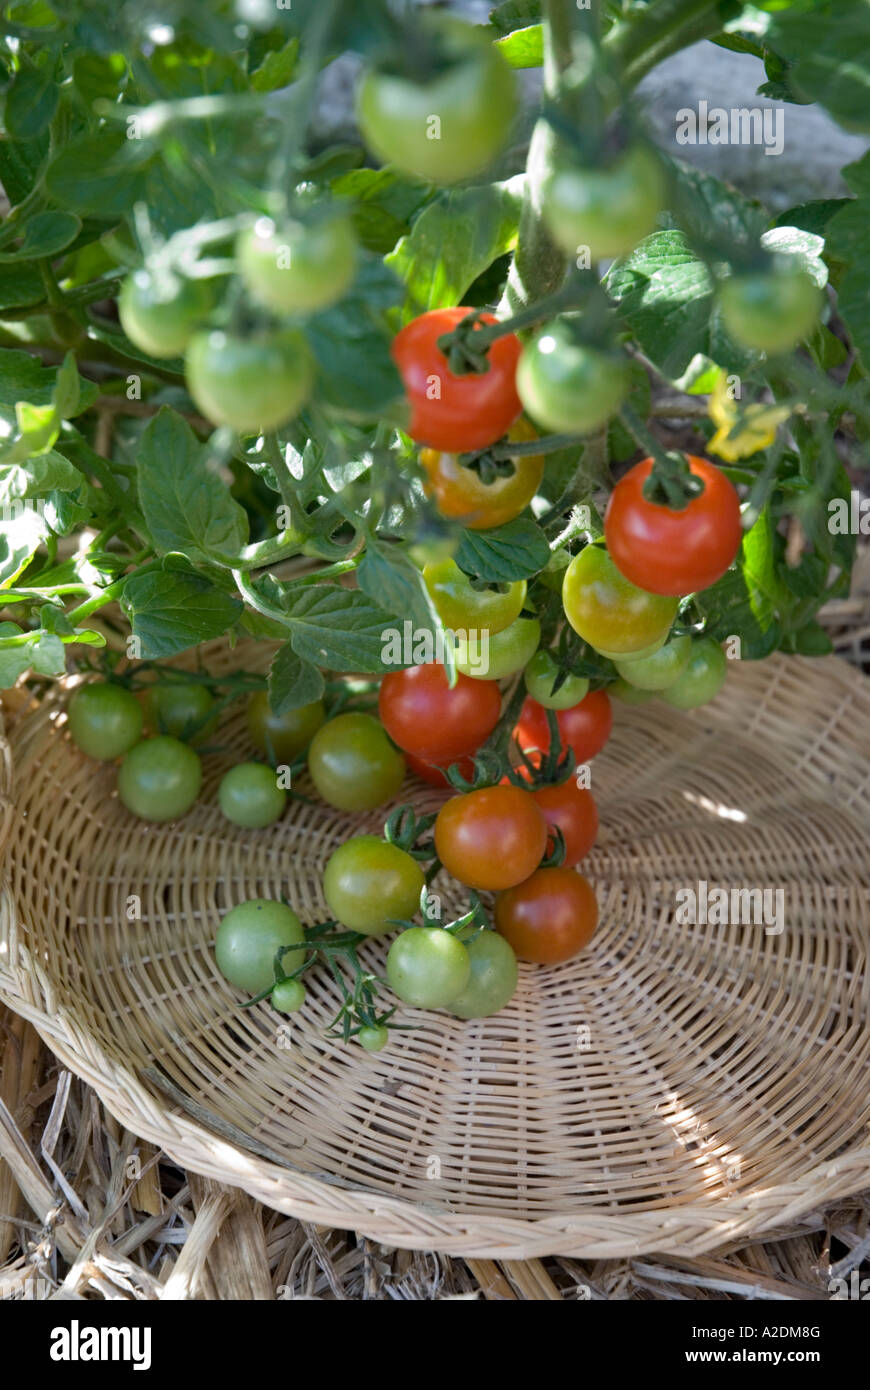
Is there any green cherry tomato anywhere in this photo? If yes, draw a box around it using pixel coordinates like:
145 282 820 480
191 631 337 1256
118 269 211 358
271 978 306 1013
543 145 665 262
247 691 325 764
117 736 202 822
323 835 424 936
614 633 692 691
215 898 305 995
517 321 630 435
358 1024 390 1052
718 265 823 355
524 651 589 710
68 682 143 760
307 712 405 812
449 929 518 1020
453 616 541 680
660 638 728 709
423 557 526 636
237 213 357 315
608 677 657 705
357 14 517 186
562 546 678 658
185 328 313 432
386 927 471 1009
218 763 286 829
143 682 217 742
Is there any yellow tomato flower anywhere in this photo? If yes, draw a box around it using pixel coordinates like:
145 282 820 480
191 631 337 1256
707 371 790 461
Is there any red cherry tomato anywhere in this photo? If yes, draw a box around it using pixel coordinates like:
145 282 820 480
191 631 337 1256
406 752 477 787
532 781 598 867
391 307 522 452
495 867 598 964
604 455 742 597
379 663 501 763
515 690 613 764
434 785 548 891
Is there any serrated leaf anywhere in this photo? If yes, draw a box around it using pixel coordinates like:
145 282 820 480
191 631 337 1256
250 37 299 91
137 407 249 564
357 542 439 635
0 451 81 502
121 566 243 658
282 584 401 673
30 632 65 676
456 519 550 583
306 258 404 420
268 643 325 715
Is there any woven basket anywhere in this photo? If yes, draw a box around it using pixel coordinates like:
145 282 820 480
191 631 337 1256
1 643 869 1259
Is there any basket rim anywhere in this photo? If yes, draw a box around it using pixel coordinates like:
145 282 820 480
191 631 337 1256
2 652 870 1260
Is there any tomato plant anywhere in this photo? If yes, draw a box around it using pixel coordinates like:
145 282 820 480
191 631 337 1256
605 456 743 596
515 690 614 764
392 307 523 451
495 868 599 964
379 664 501 762
434 785 548 891
307 713 405 811
323 835 424 936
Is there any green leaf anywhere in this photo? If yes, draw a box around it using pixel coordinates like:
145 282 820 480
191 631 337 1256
668 161 767 257
0 211 82 262
121 565 243 658
606 231 718 378
0 624 31 689
495 25 543 68
386 178 522 318
357 541 439 635
0 451 81 503
826 198 870 370
767 0 870 132
332 167 433 255
137 407 249 565
0 130 50 205
695 510 785 659
786 621 834 657
249 37 299 91
761 226 828 288
282 584 401 674
0 261 44 309
30 631 65 676
456 519 550 583
306 258 404 420
72 53 128 108
268 642 325 715
0 349 96 433
4 56 59 139
45 129 152 218
489 0 541 35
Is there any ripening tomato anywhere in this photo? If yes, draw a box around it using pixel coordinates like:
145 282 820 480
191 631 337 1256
392 307 522 452
515 690 613 764
406 752 477 787
323 835 424 936
379 663 501 762
531 781 599 867
605 455 743 596
523 651 589 709
495 867 598 964
423 557 526 635
307 713 405 811
420 417 544 530
453 616 541 680
434 784 547 891
562 545 678 657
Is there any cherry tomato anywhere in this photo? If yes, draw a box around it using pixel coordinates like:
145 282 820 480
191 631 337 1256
718 265 823 354
215 898 305 995
307 712 405 811
323 835 424 936
531 781 598 867
143 682 217 742
449 930 518 1019
218 763 286 828
605 455 743 597
495 868 598 964
562 545 678 657
660 637 727 709
237 212 357 315
420 417 544 530
392 307 522 452
247 691 325 763
357 14 517 185
434 784 547 891
119 269 211 358
358 1024 389 1052
185 328 313 432
271 978 306 1013
117 736 202 822
614 633 691 691
386 927 471 1008
524 651 589 710
608 677 656 705
542 145 665 261
517 320 629 435
423 557 526 635
68 682 143 760
379 663 500 762
515 690 613 764
406 752 477 787
454 616 540 680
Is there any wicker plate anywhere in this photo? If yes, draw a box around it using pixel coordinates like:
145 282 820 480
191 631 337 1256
1 646 869 1259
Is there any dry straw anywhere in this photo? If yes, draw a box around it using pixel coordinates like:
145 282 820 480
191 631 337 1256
0 642 869 1259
